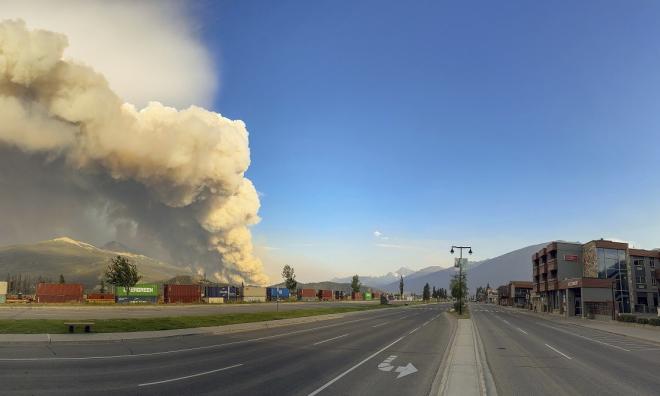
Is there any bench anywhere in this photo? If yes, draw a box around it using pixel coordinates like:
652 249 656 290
64 322 94 333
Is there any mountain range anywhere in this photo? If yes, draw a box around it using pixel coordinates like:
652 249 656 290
0 237 192 290
330 267 415 288
378 243 546 294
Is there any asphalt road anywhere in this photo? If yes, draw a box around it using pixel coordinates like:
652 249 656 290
0 303 452 395
0 300 380 319
471 303 660 396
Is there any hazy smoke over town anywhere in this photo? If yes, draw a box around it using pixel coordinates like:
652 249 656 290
0 20 268 284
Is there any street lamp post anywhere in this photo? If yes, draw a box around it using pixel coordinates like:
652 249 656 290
450 245 472 315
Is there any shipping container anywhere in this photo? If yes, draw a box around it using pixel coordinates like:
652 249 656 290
373 292 381 299
0 281 7 295
204 297 224 304
86 293 115 304
0 295 5 304
364 292 373 301
116 296 158 304
266 287 290 301
242 286 266 297
318 289 333 301
297 288 317 301
204 286 223 298
334 290 346 300
36 283 84 303
115 283 158 297
164 284 201 304
351 291 363 301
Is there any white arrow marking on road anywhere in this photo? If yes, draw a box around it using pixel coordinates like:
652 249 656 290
394 362 418 379
377 355 417 378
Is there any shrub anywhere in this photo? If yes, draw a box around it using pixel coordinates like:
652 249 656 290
618 314 637 323
636 317 649 325
648 318 660 326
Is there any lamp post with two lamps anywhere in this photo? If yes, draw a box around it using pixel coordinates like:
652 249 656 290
450 245 472 315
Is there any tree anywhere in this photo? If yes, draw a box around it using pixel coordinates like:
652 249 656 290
450 272 468 313
399 275 404 298
432 286 437 299
351 275 361 293
423 283 431 301
104 256 141 297
58 274 65 284
281 265 298 293
100 279 106 294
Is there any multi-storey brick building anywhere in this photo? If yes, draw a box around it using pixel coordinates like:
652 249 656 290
532 239 660 317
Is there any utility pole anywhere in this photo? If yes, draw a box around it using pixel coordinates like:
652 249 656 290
451 245 472 315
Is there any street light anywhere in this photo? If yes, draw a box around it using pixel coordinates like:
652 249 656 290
451 245 472 315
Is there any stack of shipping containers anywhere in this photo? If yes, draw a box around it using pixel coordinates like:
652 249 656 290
86 293 115 304
334 290 345 300
298 288 317 301
115 283 158 304
36 283 84 303
242 286 267 302
318 289 333 301
351 291 363 301
0 281 6 304
364 291 373 301
203 285 225 304
266 287 290 301
164 284 201 304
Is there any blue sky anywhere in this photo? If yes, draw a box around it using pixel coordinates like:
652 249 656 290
188 1 660 281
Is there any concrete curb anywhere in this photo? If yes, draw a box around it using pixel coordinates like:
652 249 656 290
429 311 458 396
0 307 399 343
471 313 498 396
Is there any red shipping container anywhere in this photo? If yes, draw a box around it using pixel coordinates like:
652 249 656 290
373 292 381 299
36 283 84 303
351 292 362 301
318 289 333 301
86 293 115 300
297 288 316 297
164 284 201 303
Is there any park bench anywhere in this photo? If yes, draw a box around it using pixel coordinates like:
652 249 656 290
64 322 94 333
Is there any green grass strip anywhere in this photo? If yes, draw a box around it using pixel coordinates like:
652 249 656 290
0 304 391 334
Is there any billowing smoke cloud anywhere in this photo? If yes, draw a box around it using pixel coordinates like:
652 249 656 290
0 20 268 284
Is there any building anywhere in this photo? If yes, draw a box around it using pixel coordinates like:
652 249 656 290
533 240 660 318
497 285 509 306
509 281 533 308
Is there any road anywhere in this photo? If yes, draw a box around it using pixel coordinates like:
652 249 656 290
0 303 452 395
471 303 660 396
0 300 380 319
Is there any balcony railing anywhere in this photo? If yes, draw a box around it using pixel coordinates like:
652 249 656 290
547 258 557 271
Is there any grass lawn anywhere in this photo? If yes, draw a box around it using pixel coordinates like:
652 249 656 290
0 304 391 334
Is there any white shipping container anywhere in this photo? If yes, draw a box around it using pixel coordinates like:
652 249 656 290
242 286 266 298
0 281 7 295
204 297 225 304
243 296 266 303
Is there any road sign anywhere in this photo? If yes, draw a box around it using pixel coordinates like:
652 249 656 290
454 258 468 268
377 355 418 379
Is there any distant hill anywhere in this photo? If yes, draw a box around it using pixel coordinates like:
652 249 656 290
379 243 547 294
269 280 381 294
0 237 193 291
331 267 415 288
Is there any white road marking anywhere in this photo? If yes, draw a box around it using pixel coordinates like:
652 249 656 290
313 333 350 346
535 322 630 352
516 327 528 335
408 327 419 335
307 335 406 396
545 344 572 360
138 363 243 387
372 321 389 328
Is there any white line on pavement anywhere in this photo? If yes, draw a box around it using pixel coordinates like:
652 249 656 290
545 343 572 360
307 335 405 396
534 322 630 352
516 327 528 335
372 321 389 328
313 333 350 346
138 363 243 387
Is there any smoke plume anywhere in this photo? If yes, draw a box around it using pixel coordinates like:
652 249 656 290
0 20 268 284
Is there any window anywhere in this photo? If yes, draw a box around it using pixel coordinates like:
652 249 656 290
650 259 655 269
652 278 657 286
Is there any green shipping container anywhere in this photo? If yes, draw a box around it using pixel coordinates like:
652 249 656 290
364 292 373 301
115 283 158 297
0 295 5 304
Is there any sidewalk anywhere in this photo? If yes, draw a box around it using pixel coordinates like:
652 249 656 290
503 306 660 345
436 319 495 396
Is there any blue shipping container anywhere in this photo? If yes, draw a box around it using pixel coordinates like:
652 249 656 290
267 287 290 300
204 286 223 298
